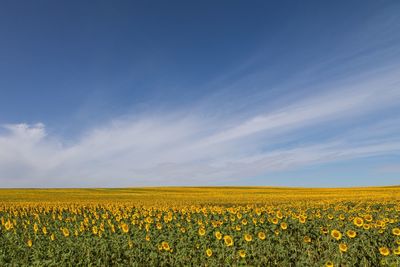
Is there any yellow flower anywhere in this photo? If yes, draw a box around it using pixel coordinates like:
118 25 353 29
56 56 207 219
299 216 306 224
50 233 55 241
244 233 252 242
353 217 364 227
33 223 38 233
303 236 311 243
215 231 222 240
393 247 400 255
363 224 370 230
121 223 129 233
392 228 400 236
161 241 170 251
258 231 266 240
92 226 98 235
379 247 390 256
346 230 356 238
198 228 206 236
42 226 47 235
271 218 279 225
223 235 234 247
331 230 342 241
206 248 212 257
280 222 288 230
27 239 32 247
4 220 12 231
364 214 372 222
339 243 348 252
325 261 334 267
62 228 70 237
276 210 283 219
238 250 246 258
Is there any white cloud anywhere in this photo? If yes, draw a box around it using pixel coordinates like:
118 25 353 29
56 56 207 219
1 66 400 187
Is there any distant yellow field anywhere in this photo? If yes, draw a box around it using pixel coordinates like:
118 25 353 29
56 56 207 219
1 186 400 204
1 187 399 266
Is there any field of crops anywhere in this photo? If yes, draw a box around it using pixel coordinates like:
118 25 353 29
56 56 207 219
1 187 400 266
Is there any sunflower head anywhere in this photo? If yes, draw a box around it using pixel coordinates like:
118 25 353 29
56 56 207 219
161 241 170 251
346 230 356 238
206 248 212 257
379 247 390 256
244 233 252 242
331 230 342 240
223 235 234 247
258 231 266 240
339 243 348 253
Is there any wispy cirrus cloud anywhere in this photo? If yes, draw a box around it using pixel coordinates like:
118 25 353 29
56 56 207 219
1 63 400 187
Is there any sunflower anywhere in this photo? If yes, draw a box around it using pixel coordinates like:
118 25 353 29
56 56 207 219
271 218 279 225
92 226 98 235
325 261 334 267
27 239 32 247
244 233 252 242
215 231 222 240
339 243 348 252
4 220 12 231
353 217 364 227
364 214 373 222
50 233 55 241
299 216 306 224
346 230 356 238
238 250 246 258
42 226 47 235
241 219 248 225
280 222 288 230
258 231 266 240
62 227 70 237
392 228 400 236
121 223 129 233
331 230 342 240
198 228 206 236
206 248 212 257
303 236 311 243
223 235 234 247
161 241 170 251
379 247 390 256
276 210 283 219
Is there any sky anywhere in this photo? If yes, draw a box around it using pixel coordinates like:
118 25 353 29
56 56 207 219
0 0 400 187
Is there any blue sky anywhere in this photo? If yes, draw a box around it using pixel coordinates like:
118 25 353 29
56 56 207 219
0 0 400 187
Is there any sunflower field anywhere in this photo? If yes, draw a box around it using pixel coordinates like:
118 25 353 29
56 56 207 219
0 187 399 266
